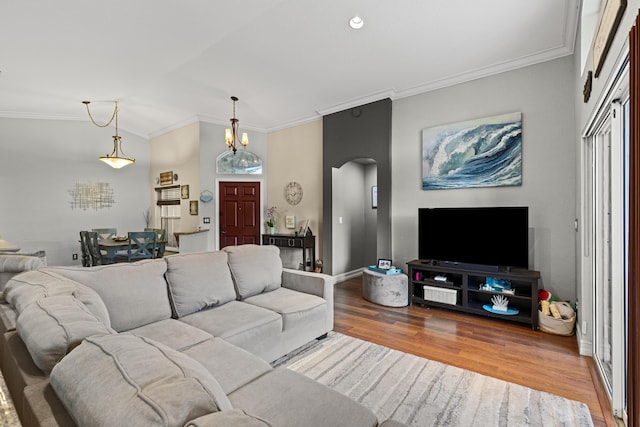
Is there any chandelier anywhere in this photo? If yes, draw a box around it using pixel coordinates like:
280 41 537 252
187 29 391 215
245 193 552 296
82 100 135 169
225 96 248 154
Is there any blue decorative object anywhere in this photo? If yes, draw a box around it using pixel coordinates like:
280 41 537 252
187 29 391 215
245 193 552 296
422 112 522 190
486 276 511 291
368 266 403 275
200 190 213 203
482 304 519 315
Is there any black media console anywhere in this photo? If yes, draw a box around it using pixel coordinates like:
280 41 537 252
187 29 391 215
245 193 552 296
407 259 540 330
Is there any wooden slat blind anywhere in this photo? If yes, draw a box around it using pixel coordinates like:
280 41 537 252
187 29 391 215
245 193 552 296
155 185 180 206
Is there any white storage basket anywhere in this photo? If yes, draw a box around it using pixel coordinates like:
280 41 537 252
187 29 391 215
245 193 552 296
423 285 458 305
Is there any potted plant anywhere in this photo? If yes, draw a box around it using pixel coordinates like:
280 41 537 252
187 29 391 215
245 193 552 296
266 206 277 234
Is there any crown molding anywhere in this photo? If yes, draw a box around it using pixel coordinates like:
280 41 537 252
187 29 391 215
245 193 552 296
265 114 322 133
0 110 82 122
0 110 149 139
147 116 200 139
394 45 574 100
315 89 396 117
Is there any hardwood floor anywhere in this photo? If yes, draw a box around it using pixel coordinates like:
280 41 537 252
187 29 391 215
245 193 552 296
333 277 618 427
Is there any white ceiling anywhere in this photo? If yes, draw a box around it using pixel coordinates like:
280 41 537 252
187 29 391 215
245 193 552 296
0 0 580 139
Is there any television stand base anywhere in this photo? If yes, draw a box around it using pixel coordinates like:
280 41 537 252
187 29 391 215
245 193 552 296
408 259 540 330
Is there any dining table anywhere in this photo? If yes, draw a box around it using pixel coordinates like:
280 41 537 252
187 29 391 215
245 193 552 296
99 238 167 263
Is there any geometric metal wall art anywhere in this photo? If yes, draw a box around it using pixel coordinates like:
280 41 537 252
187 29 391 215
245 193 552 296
69 181 115 210
421 112 522 190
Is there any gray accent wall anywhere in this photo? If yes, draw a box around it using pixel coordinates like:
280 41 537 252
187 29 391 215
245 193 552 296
391 56 577 301
323 99 391 275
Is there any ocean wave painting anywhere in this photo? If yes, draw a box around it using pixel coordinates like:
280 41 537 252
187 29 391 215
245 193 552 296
422 112 522 190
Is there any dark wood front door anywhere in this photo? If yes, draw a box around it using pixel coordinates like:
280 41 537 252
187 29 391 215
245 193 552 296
219 181 260 248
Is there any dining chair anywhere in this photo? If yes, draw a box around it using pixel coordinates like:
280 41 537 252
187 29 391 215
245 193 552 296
144 228 167 257
79 231 91 267
92 228 117 240
81 231 109 266
127 231 158 262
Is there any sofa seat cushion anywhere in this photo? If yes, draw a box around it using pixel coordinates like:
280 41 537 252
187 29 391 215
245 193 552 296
186 409 274 427
180 301 282 362
17 295 115 373
244 287 328 352
228 368 378 427
4 270 110 326
47 260 171 332
244 287 325 331
50 334 232 427
182 337 272 394
223 245 282 299
127 318 213 352
165 251 237 318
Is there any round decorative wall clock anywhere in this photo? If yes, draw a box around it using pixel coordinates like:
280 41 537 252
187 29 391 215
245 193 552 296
284 181 303 205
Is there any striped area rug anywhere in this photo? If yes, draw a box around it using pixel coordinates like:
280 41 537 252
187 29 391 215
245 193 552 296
275 333 593 427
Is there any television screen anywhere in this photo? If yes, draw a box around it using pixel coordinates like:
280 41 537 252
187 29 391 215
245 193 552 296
418 206 529 269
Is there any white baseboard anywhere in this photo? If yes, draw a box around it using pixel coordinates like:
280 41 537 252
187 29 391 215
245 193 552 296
333 268 364 283
576 325 593 356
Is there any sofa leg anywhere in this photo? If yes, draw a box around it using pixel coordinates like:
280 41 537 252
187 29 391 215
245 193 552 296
316 333 328 340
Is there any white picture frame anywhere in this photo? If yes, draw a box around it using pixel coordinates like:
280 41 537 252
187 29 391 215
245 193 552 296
298 219 310 236
285 215 296 229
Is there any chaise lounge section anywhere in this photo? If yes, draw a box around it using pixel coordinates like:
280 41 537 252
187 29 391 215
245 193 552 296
0 244 401 426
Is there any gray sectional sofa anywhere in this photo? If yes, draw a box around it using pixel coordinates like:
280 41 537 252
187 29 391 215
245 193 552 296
0 244 399 427
0 252 46 290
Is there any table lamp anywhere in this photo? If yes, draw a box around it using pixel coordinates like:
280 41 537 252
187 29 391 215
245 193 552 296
0 235 19 252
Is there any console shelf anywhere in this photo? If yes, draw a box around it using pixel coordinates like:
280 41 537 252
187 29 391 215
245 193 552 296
407 259 540 329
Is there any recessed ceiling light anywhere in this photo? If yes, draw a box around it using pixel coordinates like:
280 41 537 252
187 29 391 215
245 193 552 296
349 15 364 30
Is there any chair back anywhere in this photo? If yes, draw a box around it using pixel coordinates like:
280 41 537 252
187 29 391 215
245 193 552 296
144 228 167 242
81 231 106 266
127 231 158 262
92 228 117 240
79 231 91 267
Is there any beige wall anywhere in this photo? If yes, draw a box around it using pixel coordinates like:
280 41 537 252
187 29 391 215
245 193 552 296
267 120 323 262
149 122 200 232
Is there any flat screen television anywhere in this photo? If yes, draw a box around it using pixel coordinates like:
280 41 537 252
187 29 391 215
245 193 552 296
418 206 529 269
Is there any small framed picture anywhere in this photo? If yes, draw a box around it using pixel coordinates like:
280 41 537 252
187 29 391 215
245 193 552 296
189 200 198 215
285 215 296 229
160 171 173 186
377 259 392 270
181 185 189 199
297 219 310 236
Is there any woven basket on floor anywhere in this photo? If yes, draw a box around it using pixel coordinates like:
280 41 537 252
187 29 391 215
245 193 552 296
538 302 576 336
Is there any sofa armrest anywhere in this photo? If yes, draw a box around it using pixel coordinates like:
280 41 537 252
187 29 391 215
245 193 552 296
281 268 334 298
281 268 335 332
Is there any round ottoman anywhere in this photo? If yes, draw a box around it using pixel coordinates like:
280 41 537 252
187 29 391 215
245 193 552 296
362 269 409 307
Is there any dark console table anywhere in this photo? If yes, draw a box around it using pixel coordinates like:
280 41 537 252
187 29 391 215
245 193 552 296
262 234 315 271
407 259 540 329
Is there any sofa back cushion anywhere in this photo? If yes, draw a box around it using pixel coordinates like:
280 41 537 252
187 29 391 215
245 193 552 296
4 269 111 326
50 334 232 427
223 245 282 299
165 251 237 318
16 295 115 373
48 259 171 332
0 254 45 291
